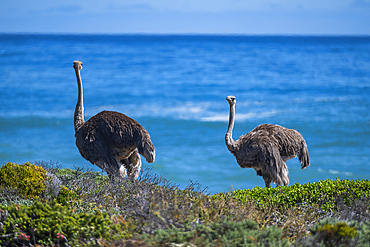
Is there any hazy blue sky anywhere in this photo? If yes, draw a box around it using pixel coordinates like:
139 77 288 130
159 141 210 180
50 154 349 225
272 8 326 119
1 0 369 34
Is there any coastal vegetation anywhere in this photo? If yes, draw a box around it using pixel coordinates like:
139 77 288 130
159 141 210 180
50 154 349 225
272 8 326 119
0 161 369 246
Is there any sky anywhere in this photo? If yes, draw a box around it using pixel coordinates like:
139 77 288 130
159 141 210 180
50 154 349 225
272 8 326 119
0 0 370 35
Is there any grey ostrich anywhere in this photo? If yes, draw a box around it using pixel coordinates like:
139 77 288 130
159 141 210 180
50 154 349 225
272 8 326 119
73 60 155 181
225 95 310 187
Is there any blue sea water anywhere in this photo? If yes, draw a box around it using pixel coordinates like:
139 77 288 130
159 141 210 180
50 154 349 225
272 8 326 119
0 34 369 194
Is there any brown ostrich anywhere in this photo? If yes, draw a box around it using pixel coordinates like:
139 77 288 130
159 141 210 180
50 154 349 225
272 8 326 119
225 95 310 187
73 60 155 180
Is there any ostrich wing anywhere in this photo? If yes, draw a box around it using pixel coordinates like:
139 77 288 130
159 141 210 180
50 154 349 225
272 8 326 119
75 111 142 166
234 136 289 186
242 124 305 162
234 135 280 167
93 111 155 163
75 126 122 171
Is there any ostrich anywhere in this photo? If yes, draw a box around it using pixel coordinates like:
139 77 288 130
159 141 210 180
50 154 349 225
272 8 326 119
225 95 310 187
73 60 155 181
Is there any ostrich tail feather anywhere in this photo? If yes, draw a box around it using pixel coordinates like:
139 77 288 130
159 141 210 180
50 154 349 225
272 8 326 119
138 137 155 163
143 141 155 163
299 142 310 169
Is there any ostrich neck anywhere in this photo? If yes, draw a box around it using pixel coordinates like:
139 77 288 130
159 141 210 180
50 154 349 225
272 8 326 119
225 103 236 151
74 69 85 133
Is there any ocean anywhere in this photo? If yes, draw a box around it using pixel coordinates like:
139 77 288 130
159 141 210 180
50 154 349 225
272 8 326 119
0 34 369 194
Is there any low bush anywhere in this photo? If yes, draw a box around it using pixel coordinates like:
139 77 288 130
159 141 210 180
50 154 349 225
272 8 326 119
0 162 47 199
294 218 370 247
214 178 370 211
0 200 132 246
143 219 290 247
0 161 369 246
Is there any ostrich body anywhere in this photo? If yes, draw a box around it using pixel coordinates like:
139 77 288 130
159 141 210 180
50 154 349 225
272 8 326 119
225 95 310 187
73 60 155 180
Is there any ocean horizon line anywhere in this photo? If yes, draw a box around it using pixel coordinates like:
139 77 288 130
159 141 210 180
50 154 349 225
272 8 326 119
0 32 369 38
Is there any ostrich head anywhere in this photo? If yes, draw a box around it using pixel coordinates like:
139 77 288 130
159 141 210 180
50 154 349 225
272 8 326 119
226 95 236 105
73 61 83 71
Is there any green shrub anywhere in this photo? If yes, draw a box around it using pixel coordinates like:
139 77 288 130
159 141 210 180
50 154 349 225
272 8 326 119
214 178 370 211
0 200 131 246
56 186 79 204
355 220 370 246
316 222 357 242
0 162 47 199
144 219 290 247
294 218 370 247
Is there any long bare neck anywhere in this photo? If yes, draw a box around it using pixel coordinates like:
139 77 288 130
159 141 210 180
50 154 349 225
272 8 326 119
225 103 236 151
74 68 85 133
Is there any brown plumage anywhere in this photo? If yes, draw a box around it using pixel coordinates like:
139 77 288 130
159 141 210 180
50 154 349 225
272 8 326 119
225 95 310 187
73 61 155 180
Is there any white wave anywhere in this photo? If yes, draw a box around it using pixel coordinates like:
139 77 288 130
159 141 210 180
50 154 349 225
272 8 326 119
329 169 353 176
165 104 205 115
314 97 348 103
1 102 279 124
201 111 278 122
329 169 339 175
318 168 353 176
90 102 211 120
293 96 349 104
201 114 228 122
114 101 279 122
0 109 73 119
